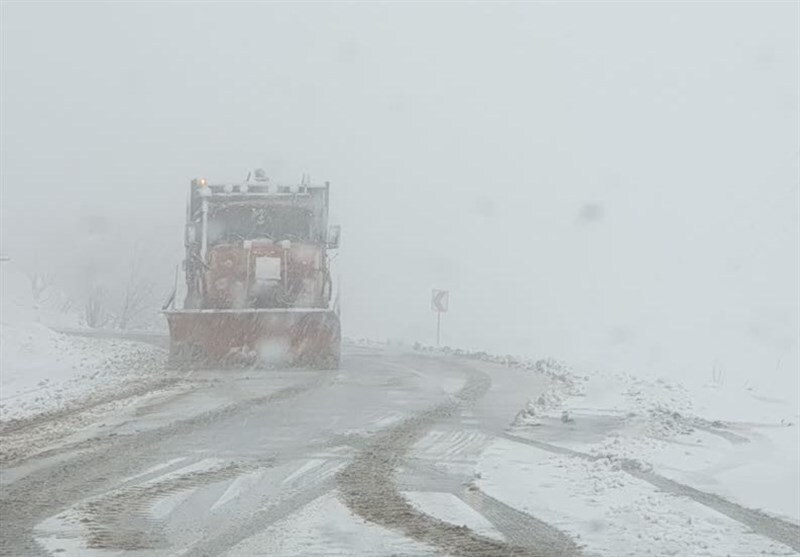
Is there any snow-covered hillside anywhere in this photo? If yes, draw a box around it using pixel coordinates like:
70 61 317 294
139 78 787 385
0 264 165 422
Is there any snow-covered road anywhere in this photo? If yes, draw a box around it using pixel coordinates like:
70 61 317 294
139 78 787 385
1 341 797 556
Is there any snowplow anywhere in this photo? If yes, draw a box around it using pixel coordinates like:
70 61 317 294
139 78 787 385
163 170 341 368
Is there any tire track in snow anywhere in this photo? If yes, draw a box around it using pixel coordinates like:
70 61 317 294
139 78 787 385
502 432 800 552
337 363 582 557
0 369 333 556
400 456 580 553
79 460 260 551
459 487 578 553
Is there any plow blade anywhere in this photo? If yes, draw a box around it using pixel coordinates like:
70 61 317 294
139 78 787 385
164 309 340 369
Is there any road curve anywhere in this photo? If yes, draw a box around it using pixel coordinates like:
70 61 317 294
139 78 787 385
1 343 565 557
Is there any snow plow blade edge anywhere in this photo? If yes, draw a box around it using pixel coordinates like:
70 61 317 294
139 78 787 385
165 309 341 369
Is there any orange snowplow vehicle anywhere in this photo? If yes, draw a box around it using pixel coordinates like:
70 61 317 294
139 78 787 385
163 170 341 368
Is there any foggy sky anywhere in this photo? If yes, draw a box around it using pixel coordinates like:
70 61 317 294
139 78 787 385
2 2 798 389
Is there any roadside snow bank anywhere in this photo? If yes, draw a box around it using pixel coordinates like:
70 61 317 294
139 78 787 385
1 265 165 423
417 344 799 552
0 330 165 423
513 368 800 524
477 438 796 557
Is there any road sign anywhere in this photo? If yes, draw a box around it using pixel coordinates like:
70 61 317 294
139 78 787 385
431 289 449 347
431 289 449 313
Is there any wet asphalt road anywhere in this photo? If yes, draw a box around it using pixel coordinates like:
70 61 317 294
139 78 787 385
0 344 561 557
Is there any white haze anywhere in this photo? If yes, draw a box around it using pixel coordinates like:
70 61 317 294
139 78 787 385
1 2 797 391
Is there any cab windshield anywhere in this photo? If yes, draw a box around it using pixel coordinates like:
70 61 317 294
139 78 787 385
206 204 313 244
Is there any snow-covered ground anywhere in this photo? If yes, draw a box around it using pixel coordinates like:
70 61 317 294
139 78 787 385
477 438 795 556
475 361 800 556
517 370 799 521
1 264 165 423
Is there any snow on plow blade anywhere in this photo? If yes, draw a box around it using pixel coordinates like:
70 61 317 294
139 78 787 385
165 309 341 369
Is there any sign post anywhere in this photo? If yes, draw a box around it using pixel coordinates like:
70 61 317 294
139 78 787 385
431 289 449 347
